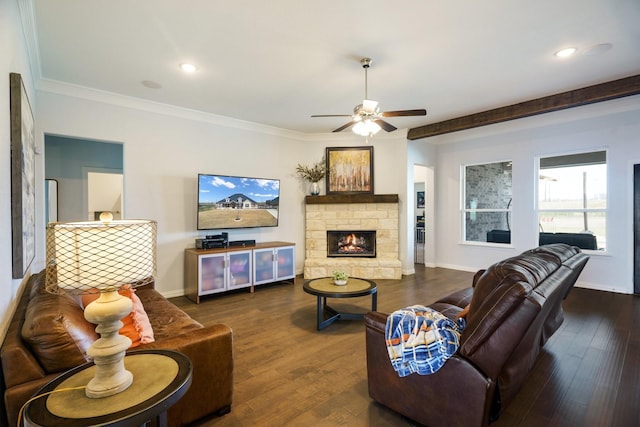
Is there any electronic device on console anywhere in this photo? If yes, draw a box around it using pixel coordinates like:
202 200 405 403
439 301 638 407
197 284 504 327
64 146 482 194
195 232 228 249
228 239 256 247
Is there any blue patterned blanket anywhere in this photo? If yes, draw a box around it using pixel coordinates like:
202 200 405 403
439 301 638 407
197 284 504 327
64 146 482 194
385 305 466 377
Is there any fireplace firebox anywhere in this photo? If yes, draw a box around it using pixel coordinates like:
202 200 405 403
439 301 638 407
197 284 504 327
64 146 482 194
327 230 376 258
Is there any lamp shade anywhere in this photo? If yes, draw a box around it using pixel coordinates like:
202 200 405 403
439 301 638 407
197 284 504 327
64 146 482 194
46 220 157 294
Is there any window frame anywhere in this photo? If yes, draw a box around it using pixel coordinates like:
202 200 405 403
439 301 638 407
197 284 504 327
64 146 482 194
461 160 513 246
536 149 608 252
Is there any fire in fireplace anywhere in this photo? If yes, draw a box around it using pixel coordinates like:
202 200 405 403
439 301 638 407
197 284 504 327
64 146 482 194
327 231 376 258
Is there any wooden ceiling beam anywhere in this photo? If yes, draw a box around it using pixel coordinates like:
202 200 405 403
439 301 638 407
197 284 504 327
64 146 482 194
407 74 640 140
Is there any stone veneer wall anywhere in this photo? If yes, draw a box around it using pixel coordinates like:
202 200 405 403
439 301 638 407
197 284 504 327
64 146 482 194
304 195 402 279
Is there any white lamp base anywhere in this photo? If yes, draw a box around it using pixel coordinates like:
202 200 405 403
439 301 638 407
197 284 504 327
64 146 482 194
84 288 133 398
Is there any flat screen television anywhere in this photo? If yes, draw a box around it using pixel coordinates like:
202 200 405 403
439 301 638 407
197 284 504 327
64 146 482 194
197 173 280 230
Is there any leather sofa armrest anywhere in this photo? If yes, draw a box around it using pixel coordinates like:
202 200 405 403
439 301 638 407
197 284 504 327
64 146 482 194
138 324 233 426
1 338 46 388
364 311 388 333
4 374 59 427
139 323 232 355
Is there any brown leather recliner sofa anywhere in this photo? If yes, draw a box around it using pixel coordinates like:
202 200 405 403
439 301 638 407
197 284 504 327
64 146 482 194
365 243 589 427
1 269 233 427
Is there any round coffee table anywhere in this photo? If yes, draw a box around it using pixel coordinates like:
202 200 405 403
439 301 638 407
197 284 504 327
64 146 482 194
303 277 377 330
25 349 192 427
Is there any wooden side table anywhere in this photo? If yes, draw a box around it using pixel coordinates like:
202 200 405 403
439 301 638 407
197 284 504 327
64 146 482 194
25 349 192 427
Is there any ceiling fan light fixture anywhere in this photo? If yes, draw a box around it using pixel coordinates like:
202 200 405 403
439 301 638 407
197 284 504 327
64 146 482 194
311 56 426 133
353 119 381 137
362 99 379 113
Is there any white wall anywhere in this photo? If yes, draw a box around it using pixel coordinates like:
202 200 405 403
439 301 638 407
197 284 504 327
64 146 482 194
34 90 408 297
412 95 640 294
0 0 38 337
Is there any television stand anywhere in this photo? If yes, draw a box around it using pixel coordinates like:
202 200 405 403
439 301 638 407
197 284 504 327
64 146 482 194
184 241 295 303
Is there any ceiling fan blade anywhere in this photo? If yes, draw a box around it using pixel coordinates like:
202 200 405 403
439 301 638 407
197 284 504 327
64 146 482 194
381 109 427 117
311 114 351 117
375 119 397 132
333 121 356 132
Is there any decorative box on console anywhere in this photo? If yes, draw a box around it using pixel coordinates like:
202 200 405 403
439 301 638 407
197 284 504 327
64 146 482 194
327 230 376 258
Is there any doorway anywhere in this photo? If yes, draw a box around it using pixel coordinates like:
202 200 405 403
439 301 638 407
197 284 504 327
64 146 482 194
413 165 435 267
44 135 123 222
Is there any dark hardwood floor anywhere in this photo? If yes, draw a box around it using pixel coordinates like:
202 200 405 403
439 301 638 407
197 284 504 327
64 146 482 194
170 266 640 427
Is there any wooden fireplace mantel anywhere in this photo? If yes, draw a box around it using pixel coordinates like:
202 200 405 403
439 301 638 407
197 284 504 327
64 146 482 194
305 194 398 204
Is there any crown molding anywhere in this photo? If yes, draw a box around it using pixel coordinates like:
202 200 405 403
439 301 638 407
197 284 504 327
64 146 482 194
36 78 410 142
36 78 311 139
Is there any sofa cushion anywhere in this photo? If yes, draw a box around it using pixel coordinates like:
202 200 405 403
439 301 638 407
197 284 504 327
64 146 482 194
434 287 473 308
21 291 97 373
135 288 204 339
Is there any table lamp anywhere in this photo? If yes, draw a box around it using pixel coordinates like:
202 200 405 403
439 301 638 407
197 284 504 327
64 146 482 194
45 216 157 398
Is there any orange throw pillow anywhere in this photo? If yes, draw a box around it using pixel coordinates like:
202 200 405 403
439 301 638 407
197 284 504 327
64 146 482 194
82 286 155 348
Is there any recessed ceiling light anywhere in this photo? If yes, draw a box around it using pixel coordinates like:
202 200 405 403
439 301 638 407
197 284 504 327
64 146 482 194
555 47 577 58
141 80 162 89
179 63 198 73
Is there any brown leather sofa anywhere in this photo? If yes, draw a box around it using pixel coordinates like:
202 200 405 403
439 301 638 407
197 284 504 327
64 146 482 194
365 244 589 427
1 269 233 427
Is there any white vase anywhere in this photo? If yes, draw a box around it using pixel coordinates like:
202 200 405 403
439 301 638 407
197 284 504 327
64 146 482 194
310 181 320 196
334 279 347 286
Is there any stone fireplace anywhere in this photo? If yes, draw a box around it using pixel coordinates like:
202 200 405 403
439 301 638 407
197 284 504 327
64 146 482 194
304 194 401 280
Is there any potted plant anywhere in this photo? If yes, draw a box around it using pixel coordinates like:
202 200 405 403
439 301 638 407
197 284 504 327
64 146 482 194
332 270 349 286
296 158 325 195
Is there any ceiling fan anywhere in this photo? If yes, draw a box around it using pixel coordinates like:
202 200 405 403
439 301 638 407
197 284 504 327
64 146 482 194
311 58 427 136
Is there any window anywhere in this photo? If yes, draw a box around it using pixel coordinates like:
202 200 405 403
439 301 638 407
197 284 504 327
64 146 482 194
538 150 606 251
463 161 513 244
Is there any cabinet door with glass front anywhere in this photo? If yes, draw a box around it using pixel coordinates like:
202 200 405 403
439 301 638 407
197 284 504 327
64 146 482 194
274 246 295 281
253 245 295 285
253 248 276 285
227 250 252 290
198 253 227 295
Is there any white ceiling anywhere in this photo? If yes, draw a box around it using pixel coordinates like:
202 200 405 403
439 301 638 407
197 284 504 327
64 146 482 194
27 0 640 135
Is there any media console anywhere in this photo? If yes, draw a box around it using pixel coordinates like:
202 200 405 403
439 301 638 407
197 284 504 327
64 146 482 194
184 241 295 303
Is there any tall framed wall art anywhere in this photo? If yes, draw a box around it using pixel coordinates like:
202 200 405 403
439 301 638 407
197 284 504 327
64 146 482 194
10 72 36 278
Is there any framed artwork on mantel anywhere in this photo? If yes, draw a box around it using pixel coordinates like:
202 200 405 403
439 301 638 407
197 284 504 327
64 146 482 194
325 146 374 195
10 72 36 279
